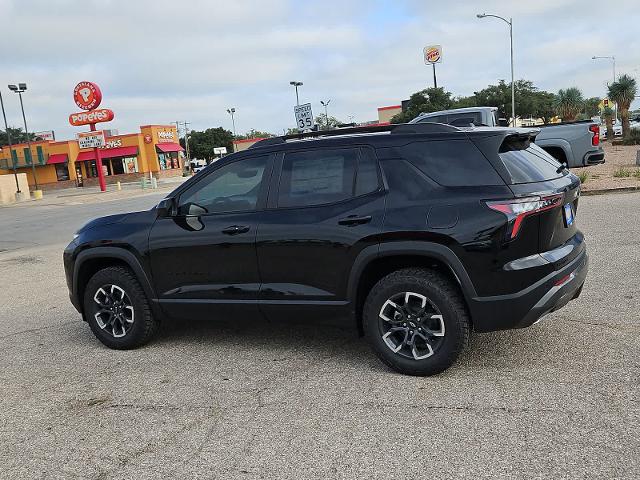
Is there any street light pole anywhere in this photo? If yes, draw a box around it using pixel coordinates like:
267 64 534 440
226 108 237 138
477 13 516 127
0 90 21 194
8 83 38 190
320 100 331 130
290 81 303 106
592 55 617 120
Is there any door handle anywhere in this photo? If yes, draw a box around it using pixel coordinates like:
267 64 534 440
338 215 372 226
222 225 250 235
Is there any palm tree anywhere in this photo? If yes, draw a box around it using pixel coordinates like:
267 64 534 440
555 87 584 122
608 74 638 137
602 106 615 141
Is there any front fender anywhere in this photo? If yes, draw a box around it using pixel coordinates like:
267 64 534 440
72 246 159 316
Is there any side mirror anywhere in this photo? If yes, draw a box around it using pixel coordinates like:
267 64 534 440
498 118 509 127
156 197 176 218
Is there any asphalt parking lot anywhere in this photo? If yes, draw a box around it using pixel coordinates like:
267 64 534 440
0 191 638 479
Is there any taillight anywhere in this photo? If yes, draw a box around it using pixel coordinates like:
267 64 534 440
589 124 600 146
486 193 564 240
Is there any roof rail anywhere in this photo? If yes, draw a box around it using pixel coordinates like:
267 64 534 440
249 122 461 149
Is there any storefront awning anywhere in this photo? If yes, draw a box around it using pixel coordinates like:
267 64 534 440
156 143 184 153
47 153 68 164
76 146 139 162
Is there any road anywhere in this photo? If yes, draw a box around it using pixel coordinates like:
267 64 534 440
0 192 638 479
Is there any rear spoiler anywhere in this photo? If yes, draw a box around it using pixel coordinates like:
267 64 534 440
499 129 540 152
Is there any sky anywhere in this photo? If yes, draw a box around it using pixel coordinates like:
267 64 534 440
1 0 639 140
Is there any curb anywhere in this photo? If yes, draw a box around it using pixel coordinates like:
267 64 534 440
582 185 640 196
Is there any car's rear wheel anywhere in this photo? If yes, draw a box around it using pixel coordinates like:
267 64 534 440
83 266 159 349
363 268 469 376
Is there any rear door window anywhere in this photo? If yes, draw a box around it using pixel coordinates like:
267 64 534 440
398 139 503 186
499 143 563 184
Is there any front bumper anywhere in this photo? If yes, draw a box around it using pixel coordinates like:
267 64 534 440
469 248 588 332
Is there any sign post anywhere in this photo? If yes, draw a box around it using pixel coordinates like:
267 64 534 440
423 45 442 88
69 81 113 192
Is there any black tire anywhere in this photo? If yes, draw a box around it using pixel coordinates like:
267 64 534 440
83 266 159 349
363 268 469 376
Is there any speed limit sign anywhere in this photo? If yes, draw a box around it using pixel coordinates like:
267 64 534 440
294 103 314 130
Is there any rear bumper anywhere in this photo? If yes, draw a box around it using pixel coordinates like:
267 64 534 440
584 149 605 165
469 247 588 332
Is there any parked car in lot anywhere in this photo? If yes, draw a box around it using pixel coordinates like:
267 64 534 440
410 107 605 167
64 123 588 376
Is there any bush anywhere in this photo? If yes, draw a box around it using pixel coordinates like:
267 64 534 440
613 167 633 177
577 171 589 183
622 129 640 145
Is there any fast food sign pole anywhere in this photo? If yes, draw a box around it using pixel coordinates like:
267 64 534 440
69 81 112 192
423 45 442 88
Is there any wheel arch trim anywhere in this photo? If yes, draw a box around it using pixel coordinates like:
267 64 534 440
73 247 157 314
347 241 478 304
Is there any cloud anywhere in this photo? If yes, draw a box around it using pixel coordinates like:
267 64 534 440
1 0 638 140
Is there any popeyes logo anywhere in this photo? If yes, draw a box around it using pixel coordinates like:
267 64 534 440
69 108 115 126
73 81 102 110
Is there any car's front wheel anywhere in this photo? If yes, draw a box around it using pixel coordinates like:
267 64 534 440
363 268 469 376
83 266 159 349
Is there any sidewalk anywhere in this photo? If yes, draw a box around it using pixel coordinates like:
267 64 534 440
1 175 189 208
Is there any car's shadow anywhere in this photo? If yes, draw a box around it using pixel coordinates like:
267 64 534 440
140 312 568 375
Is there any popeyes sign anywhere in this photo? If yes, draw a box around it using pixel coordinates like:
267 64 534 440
74 81 102 110
69 81 114 127
69 108 114 126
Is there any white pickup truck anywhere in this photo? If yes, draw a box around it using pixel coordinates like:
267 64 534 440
410 107 605 168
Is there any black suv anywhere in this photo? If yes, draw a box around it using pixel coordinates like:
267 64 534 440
64 123 588 376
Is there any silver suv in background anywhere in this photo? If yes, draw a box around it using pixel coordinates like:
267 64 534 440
410 107 604 168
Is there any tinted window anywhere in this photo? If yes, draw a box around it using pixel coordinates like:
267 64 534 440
278 149 357 207
355 150 380 196
418 115 448 124
499 143 563 184
399 140 503 186
447 112 483 126
178 155 267 215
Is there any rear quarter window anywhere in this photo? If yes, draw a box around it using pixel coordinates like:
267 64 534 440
398 139 504 187
499 143 563 184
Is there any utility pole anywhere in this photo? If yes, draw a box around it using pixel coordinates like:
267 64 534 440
290 81 303 106
182 121 191 164
0 90 21 195
8 83 39 190
320 100 331 130
477 13 516 127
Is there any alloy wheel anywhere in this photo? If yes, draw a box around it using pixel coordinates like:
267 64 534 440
379 291 445 360
93 284 135 338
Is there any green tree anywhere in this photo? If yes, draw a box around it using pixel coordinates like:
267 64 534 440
181 128 234 160
583 97 601 119
608 74 638 137
235 129 275 140
554 87 584 122
452 80 556 124
315 114 344 130
0 127 35 147
391 87 454 123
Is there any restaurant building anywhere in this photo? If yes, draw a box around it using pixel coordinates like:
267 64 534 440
0 124 184 189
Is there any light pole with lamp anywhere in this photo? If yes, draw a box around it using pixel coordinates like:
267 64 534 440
0 90 22 198
592 55 617 120
320 100 331 130
477 13 515 127
8 83 39 192
290 81 303 106
227 108 237 152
